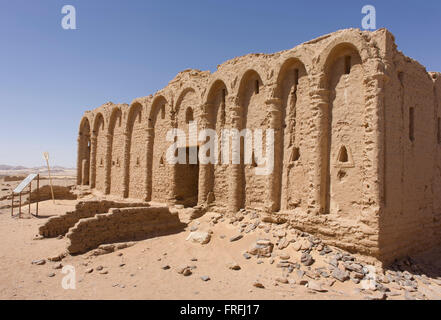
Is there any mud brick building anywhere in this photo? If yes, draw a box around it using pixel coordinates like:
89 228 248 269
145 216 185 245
76 28 441 265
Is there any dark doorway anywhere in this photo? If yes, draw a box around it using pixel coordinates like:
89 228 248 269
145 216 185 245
175 147 199 207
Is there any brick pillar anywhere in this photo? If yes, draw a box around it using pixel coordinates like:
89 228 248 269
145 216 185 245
198 103 213 205
228 103 243 213
363 60 387 212
104 133 113 195
309 74 330 214
144 127 154 201
89 135 98 189
122 132 131 198
76 136 82 185
265 97 283 213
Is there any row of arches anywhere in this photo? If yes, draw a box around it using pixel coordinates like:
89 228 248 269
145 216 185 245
77 38 372 215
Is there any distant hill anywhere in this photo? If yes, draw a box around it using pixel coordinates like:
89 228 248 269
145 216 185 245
0 164 75 171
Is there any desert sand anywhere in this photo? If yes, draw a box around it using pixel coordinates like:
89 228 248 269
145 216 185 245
1 176 441 300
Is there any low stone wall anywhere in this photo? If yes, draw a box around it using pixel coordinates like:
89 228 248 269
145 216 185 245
28 185 77 202
66 206 186 254
39 200 148 238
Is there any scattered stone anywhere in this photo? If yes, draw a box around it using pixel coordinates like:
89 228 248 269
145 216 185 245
177 266 192 276
365 292 387 300
201 276 211 282
331 268 350 282
119 263 125 267
230 234 243 242
186 231 211 245
275 277 289 284
248 239 274 257
308 281 327 292
85 268 93 274
301 253 314 266
96 265 104 271
243 253 251 260
47 273 56 278
99 270 108 275
228 262 241 271
279 254 290 260
253 282 265 289
53 263 63 270
31 259 46 266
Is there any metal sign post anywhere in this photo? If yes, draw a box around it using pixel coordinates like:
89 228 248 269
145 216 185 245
43 152 55 204
11 173 40 218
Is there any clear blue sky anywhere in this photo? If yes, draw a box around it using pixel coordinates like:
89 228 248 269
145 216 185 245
0 0 440 168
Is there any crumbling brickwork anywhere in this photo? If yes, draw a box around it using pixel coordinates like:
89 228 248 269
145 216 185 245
76 28 441 265
66 206 185 254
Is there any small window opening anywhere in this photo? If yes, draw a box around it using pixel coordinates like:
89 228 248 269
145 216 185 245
409 107 415 142
344 56 352 75
338 146 349 163
398 72 404 87
160 156 164 165
100 158 103 166
138 112 142 123
255 80 260 94
290 147 300 162
112 160 115 166
222 89 226 103
136 157 140 166
161 105 165 119
185 107 194 123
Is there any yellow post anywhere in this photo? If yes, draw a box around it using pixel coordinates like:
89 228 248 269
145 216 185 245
43 152 55 204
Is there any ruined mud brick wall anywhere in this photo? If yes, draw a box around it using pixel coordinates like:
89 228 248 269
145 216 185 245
76 28 441 265
39 200 147 238
66 206 185 254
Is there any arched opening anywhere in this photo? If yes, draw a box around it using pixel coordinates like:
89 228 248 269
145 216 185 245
275 58 308 211
150 96 170 203
126 103 145 199
237 70 265 211
174 88 200 207
78 117 91 185
108 108 124 196
204 80 229 209
324 42 364 215
91 113 106 191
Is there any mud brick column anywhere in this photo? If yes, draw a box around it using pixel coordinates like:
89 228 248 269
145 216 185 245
265 97 283 213
89 134 98 189
362 59 387 213
168 110 179 205
76 136 82 185
198 103 214 205
309 74 330 214
144 127 154 201
228 102 243 213
104 133 113 194
122 131 131 198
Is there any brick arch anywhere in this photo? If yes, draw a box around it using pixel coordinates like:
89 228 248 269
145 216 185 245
90 112 106 190
274 58 310 211
200 79 229 208
173 86 202 207
77 116 92 185
233 69 266 211
149 95 172 203
107 106 124 196
322 41 366 215
123 102 146 199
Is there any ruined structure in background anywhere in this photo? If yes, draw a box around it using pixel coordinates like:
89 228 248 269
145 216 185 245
76 28 441 265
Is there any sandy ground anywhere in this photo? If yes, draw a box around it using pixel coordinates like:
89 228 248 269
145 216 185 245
0 178 441 300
